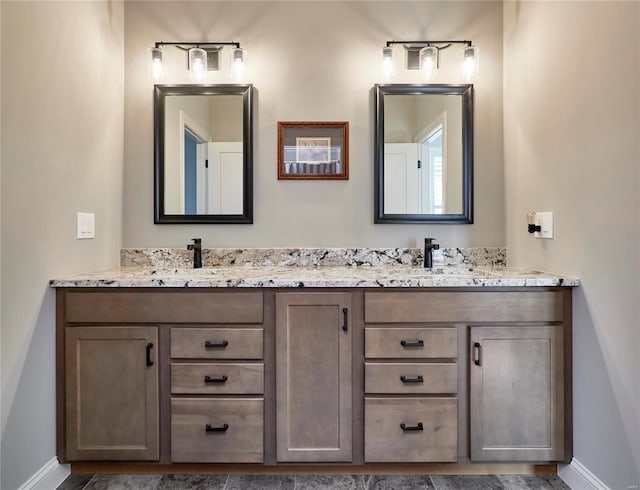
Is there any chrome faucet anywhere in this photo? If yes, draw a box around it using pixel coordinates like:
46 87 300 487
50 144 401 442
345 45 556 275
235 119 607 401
423 238 440 268
187 238 202 268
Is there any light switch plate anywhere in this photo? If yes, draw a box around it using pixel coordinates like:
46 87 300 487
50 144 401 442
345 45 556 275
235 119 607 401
534 211 553 239
76 212 95 239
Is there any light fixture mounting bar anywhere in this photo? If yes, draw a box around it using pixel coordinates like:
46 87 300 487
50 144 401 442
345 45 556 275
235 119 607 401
385 40 474 71
154 41 241 49
385 40 472 47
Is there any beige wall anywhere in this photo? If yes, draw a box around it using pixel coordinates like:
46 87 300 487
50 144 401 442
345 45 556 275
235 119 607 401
504 2 640 488
210 94 243 142
124 1 504 248
0 2 124 489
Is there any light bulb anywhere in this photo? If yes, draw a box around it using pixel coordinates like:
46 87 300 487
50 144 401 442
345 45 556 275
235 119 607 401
231 47 246 82
463 45 479 81
150 47 163 82
381 46 394 81
419 45 438 81
189 47 207 80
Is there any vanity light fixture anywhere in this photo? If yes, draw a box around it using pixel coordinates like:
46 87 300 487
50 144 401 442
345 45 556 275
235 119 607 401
382 40 479 81
419 45 438 81
231 46 246 82
188 47 207 80
150 41 244 81
381 46 394 81
150 47 164 82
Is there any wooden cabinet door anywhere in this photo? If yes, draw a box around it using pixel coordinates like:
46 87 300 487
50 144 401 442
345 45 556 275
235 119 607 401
65 326 159 461
469 326 564 461
275 293 352 462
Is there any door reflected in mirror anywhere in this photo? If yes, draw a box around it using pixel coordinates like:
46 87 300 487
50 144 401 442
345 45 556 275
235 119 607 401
154 85 253 224
374 85 473 224
384 94 462 215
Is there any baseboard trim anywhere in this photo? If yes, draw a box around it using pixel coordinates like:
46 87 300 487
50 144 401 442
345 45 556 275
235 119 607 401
558 458 610 490
71 462 556 475
18 457 70 490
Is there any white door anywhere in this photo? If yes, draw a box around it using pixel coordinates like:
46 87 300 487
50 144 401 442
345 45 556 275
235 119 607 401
207 142 244 214
196 143 208 214
383 143 419 214
418 126 444 214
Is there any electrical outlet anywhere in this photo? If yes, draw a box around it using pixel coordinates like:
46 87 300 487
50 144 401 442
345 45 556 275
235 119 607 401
76 212 95 239
534 211 553 239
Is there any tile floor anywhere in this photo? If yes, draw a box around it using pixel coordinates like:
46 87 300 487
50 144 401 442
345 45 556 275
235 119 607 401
56 473 570 490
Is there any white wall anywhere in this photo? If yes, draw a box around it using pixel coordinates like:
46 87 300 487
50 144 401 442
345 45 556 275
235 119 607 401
504 2 640 488
0 2 124 489
124 1 504 248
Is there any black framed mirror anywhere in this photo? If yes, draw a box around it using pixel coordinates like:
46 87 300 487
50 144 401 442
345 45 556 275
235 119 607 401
154 84 253 224
374 84 473 224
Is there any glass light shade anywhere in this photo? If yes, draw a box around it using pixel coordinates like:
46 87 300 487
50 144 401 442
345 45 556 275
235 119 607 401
150 47 163 82
419 45 438 81
231 47 246 82
463 45 479 81
381 46 394 81
189 47 207 80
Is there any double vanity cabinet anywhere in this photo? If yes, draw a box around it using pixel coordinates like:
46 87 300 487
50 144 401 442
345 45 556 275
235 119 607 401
55 284 573 469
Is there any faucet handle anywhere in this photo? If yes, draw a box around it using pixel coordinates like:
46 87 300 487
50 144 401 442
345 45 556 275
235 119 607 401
191 238 201 245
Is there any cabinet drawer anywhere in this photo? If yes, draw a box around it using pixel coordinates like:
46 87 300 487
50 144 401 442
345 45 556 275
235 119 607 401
171 363 264 394
66 291 263 324
364 398 457 462
365 291 562 323
365 328 457 359
171 328 263 359
171 398 263 463
365 363 457 394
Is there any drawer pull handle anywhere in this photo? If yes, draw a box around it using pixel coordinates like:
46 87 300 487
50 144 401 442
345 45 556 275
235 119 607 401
204 340 229 348
204 375 228 384
400 422 424 432
473 342 482 366
400 340 424 348
145 342 154 367
205 423 229 432
400 375 424 383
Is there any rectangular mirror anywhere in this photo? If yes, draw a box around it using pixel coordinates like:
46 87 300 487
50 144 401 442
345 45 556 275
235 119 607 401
154 84 253 224
374 84 473 224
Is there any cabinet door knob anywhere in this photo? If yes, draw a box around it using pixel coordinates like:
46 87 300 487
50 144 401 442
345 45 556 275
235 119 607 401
145 342 154 367
204 340 229 348
473 342 482 366
400 340 424 348
204 375 228 384
400 375 424 383
205 423 229 432
400 422 424 431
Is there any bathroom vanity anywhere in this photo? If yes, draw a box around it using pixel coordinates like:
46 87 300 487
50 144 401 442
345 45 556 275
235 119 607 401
51 250 577 471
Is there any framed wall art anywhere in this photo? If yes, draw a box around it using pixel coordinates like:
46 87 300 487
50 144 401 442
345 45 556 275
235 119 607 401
277 121 349 180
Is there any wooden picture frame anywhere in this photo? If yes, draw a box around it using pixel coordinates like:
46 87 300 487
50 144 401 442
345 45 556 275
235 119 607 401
278 121 349 180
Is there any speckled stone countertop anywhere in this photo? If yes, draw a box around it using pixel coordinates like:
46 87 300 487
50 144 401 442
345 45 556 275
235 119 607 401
50 248 578 288
49 265 578 288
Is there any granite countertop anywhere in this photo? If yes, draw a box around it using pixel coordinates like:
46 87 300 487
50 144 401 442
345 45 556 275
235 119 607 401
49 248 579 288
49 265 579 288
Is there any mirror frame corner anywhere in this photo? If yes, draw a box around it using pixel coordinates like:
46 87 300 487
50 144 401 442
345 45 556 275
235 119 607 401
374 83 474 224
153 83 254 224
